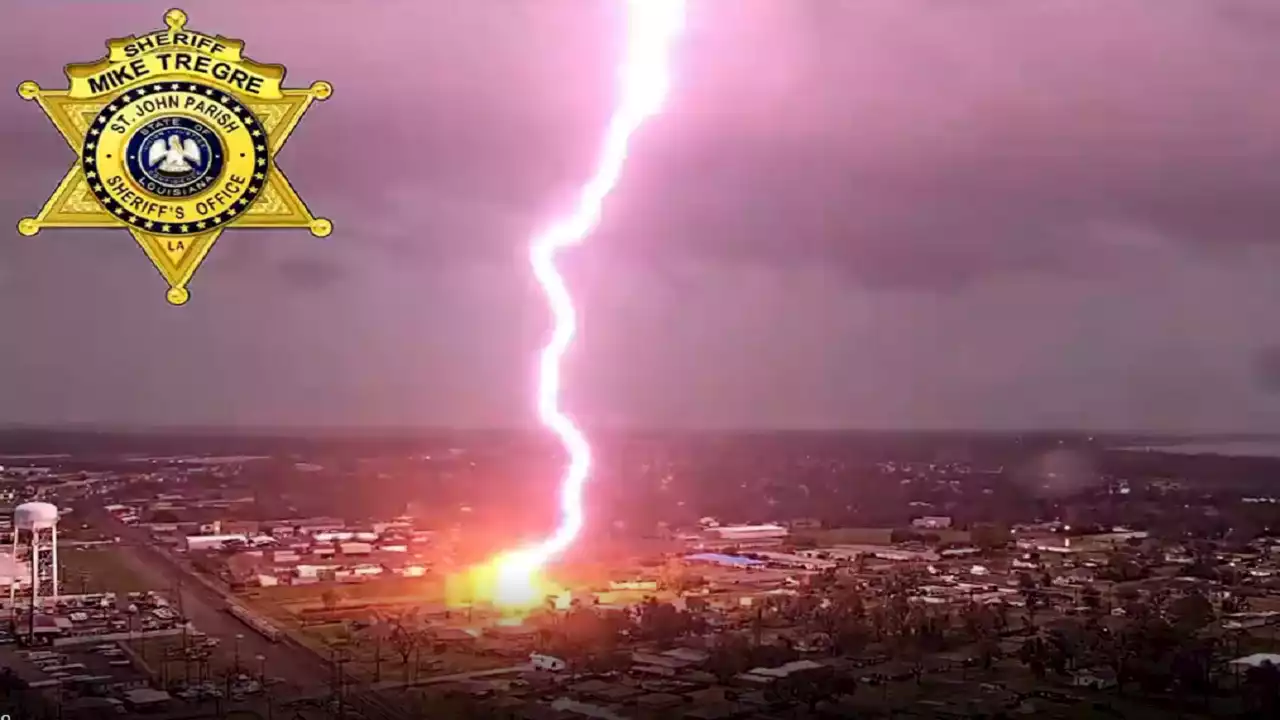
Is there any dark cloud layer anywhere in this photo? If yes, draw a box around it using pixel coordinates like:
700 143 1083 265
2 0 1280 431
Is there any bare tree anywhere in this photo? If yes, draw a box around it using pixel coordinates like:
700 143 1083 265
390 620 421 684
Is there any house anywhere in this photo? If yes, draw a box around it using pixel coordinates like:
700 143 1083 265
913 516 953 529
1071 669 1117 690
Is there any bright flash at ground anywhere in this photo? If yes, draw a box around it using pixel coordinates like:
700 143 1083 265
445 551 569 618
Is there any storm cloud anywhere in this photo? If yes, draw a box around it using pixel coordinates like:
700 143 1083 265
2 0 1280 431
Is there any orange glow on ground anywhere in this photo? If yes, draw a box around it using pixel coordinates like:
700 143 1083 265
445 550 567 618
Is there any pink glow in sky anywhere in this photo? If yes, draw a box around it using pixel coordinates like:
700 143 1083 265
5 1 1280 433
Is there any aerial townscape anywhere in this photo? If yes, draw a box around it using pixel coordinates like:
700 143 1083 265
5 3 1280 720
0 430 1277 719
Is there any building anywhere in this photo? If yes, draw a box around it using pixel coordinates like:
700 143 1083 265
1017 537 1085 554
184 534 248 551
749 551 836 571
220 520 261 535
706 524 789 542
801 544 939 563
912 516 953 529
684 553 764 569
338 542 373 556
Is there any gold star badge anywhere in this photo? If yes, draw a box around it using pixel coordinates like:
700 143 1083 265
16 8 333 305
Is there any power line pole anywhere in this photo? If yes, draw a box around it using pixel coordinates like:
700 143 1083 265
173 576 186 620
329 646 350 720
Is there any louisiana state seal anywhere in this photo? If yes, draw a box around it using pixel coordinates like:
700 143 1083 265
17 8 333 305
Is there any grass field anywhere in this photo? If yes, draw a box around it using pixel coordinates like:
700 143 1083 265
295 623 508 684
247 577 443 608
58 546 161 594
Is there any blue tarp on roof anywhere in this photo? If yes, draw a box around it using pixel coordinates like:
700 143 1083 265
684 553 764 567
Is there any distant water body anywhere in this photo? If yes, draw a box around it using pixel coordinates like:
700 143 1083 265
1120 440 1280 458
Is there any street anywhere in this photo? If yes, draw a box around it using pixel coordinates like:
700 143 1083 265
80 504 412 719
78 505 328 685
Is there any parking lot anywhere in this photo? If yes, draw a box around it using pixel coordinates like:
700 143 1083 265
0 642 149 690
58 547 158 595
11 589 190 645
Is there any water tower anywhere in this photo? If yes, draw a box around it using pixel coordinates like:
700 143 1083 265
10 502 59 609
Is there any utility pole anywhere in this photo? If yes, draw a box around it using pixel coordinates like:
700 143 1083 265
214 669 226 720
173 577 192 685
173 576 186 620
329 647 350 720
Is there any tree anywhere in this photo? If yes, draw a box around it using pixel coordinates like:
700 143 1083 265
1114 584 1140 603
774 668 839 712
0 668 30 719
1099 553 1142 582
389 623 422 684
1222 593 1250 615
358 620 390 683
553 602 616 666
637 598 687 647
0 667 28 696
977 634 1001 671
1170 636 1216 699
809 568 838 592
1018 636 1049 679
1168 592 1214 632
1080 584 1103 613
971 523 1011 550
1115 617 1179 693
321 588 341 612
708 633 752 682
1245 659 1280 715
1017 573 1045 628
657 558 689 591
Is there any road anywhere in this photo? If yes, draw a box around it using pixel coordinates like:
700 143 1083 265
77 502 478 720
81 504 412 720
83 508 320 686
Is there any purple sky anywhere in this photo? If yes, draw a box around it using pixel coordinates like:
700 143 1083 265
4 0 1280 432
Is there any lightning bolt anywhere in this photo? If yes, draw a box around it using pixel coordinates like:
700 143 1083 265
485 0 685 597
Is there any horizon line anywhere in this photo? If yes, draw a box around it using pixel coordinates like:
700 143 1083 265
0 424 1273 439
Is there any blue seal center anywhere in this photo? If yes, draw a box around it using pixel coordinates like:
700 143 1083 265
125 116 224 199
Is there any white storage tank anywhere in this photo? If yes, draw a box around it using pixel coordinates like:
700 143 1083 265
11 501 60 611
14 502 59 530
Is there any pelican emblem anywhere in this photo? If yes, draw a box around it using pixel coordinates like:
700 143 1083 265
147 134 202 176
